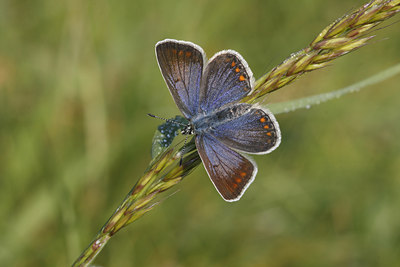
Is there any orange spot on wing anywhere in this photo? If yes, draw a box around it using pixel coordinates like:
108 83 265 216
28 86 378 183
240 172 246 177
172 49 177 54
233 183 238 189
263 125 269 129
235 177 242 183
235 67 240 73
260 117 266 123
231 61 236 67
185 51 192 57
239 75 246 81
178 50 184 56
267 132 272 136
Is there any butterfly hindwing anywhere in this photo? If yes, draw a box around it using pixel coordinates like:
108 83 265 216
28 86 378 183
199 50 253 113
196 134 257 201
211 104 281 154
156 39 206 118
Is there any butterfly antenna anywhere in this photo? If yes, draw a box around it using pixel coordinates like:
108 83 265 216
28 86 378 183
147 113 187 127
179 135 189 166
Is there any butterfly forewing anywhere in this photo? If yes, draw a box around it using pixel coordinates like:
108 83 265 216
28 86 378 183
211 104 281 154
196 134 257 201
199 51 253 113
156 40 205 118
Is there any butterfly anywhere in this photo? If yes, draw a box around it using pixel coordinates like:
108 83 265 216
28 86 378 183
155 39 281 202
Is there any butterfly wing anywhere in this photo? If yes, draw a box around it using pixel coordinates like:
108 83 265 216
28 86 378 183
156 39 206 118
196 134 257 202
199 50 254 113
211 104 281 154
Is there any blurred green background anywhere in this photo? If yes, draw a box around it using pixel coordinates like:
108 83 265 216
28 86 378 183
1 0 399 266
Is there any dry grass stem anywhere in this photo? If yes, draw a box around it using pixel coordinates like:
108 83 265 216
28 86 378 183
72 141 200 266
242 0 400 103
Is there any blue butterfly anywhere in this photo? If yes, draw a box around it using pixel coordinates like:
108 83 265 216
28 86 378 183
156 39 281 201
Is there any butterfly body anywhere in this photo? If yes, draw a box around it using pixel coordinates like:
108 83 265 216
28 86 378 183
156 39 281 201
191 103 251 134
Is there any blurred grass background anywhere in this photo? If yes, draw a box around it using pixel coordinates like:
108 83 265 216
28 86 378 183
1 0 399 266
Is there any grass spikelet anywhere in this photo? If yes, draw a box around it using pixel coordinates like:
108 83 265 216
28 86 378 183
243 0 400 103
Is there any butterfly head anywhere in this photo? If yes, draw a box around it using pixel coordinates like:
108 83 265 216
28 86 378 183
181 124 194 135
